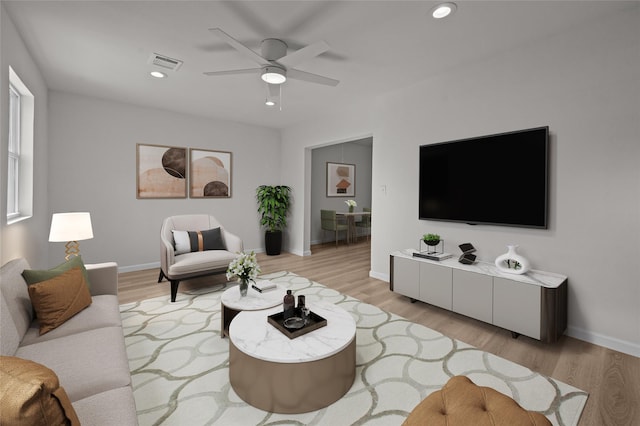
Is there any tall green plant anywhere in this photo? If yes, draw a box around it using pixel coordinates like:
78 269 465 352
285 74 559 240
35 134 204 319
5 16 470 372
256 185 292 232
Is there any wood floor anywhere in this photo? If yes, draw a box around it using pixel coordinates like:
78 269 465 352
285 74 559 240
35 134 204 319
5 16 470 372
118 240 639 426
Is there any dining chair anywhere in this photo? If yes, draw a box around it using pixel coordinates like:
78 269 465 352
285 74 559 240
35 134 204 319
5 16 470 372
355 207 371 241
320 210 348 247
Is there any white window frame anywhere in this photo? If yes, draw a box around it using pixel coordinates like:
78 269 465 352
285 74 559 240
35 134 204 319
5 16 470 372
7 83 21 220
7 67 34 225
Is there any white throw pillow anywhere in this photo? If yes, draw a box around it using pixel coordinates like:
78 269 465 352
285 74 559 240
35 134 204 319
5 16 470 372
172 230 191 255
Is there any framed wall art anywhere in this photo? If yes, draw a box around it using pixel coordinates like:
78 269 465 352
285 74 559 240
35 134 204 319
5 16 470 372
136 143 187 199
190 148 232 198
326 162 355 197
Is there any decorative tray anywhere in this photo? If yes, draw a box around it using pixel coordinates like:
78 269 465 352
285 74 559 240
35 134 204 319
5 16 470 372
267 309 327 339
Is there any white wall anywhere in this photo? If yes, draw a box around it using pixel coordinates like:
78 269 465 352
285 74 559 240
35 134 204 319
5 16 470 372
281 106 373 256
282 9 640 356
310 139 372 244
0 4 49 268
47 91 281 270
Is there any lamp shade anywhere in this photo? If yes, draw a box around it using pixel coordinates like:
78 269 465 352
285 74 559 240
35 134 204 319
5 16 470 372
49 212 94 242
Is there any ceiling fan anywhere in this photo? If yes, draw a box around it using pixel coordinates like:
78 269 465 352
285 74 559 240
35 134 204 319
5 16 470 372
203 28 339 100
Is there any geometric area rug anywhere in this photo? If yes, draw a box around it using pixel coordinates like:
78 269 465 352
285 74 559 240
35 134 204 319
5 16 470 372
119 271 588 426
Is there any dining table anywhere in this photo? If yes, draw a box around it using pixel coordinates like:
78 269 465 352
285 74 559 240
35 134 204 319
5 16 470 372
336 211 371 244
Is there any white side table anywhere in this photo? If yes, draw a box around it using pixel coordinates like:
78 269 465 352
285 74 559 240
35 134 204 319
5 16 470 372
220 281 286 338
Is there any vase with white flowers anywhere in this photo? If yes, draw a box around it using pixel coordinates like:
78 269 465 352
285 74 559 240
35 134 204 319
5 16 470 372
226 251 261 297
345 199 357 213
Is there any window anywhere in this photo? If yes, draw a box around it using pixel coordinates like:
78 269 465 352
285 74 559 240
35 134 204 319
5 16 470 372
7 67 34 224
7 84 21 219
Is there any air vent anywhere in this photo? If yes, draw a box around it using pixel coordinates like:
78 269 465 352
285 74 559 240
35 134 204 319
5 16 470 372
148 53 183 71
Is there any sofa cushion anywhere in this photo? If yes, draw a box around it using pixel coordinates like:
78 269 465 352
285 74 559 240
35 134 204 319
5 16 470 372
73 386 139 426
0 356 80 426
0 258 33 355
402 375 551 426
20 295 122 347
15 327 132 402
27 267 92 335
1 296 22 357
172 227 226 254
168 249 237 276
22 255 91 290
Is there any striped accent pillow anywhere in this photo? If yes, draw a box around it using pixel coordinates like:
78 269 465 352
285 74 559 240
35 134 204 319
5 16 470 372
172 228 226 255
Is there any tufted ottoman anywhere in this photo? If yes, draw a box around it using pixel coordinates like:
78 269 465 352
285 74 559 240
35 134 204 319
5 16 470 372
402 376 551 426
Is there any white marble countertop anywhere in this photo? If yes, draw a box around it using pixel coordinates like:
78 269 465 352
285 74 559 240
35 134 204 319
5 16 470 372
229 301 356 363
392 249 567 288
221 280 286 311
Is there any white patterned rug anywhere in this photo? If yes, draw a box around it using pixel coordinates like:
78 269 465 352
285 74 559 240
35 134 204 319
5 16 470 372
119 271 587 426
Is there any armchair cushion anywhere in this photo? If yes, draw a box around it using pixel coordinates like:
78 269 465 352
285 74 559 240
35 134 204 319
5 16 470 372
403 376 551 426
172 227 226 254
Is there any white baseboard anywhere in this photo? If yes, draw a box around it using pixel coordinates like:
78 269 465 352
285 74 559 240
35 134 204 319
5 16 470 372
370 270 389 282
118 262 160 273
567 325 640 358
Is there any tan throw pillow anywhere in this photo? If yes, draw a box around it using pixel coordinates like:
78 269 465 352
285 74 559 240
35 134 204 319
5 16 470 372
28 267 92 335
0 356 81 426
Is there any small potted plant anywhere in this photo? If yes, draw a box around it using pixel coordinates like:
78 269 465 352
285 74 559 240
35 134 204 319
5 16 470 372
256 185 292 255
345 199 357 213
422 233 441 246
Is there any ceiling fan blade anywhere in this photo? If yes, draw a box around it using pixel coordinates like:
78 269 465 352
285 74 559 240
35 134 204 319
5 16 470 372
209 28 270 66
277 40 330 68
287 68 339 87
203 68 260 76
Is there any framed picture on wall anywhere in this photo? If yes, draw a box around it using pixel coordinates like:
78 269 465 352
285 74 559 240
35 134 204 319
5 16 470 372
136 143 187 199
326 162 355 197
190 148 232 198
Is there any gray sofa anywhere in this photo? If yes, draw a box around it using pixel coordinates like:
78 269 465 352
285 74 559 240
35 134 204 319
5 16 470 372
0 258 138 425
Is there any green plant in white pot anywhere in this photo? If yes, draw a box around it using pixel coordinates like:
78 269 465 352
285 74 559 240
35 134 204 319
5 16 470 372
256 185 291 255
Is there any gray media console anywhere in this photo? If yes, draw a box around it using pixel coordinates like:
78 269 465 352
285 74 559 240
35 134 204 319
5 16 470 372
390 250 567 343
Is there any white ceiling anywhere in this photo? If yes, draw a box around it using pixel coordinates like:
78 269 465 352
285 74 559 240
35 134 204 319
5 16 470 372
4 1 636 130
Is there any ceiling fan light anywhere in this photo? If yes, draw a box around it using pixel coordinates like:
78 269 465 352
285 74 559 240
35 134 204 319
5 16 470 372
431 2 457 19
261 67 286 85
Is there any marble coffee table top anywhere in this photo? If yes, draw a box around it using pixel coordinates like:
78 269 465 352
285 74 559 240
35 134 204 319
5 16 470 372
229 301 356 363
221 281 286 311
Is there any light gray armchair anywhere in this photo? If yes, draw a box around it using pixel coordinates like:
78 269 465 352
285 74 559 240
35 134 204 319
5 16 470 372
159 214 243 302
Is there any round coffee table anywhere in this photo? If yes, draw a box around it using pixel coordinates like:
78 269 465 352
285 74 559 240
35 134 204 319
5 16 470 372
220 281 286 338
228 302 356 414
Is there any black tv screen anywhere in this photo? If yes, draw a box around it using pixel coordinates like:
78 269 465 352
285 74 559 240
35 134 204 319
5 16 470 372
419 126 548 228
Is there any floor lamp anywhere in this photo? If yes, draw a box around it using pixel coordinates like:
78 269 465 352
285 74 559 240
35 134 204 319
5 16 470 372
49 212 94 260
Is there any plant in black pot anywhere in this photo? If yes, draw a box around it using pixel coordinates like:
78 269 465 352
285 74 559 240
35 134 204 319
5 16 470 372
256 185 292 255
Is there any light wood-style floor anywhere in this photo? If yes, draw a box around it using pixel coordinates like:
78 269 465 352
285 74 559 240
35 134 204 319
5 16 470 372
118 240 639 426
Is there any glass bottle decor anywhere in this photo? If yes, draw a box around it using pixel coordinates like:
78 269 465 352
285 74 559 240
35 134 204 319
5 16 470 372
495 245 530 275
283 290 295 319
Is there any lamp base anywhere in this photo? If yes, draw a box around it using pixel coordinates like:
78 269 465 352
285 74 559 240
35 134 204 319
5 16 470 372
64 241 80 260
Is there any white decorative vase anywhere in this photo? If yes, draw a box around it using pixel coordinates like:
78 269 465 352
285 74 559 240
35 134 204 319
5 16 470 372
495 245 530 275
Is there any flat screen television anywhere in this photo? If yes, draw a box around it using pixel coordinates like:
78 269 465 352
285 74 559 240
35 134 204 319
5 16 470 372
419 126 549 229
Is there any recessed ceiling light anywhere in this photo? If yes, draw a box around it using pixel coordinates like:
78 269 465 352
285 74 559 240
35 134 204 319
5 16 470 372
265 100 276 106
431 2 457 19
150 71 166 78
